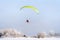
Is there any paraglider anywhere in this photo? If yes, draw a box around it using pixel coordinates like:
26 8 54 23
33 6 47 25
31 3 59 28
20 6 39 14
26 20 29 23
20 6 39 23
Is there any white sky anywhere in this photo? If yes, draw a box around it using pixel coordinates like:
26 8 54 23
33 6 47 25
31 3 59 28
0 0 60 36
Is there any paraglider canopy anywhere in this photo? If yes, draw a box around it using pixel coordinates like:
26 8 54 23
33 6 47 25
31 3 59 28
20 6 39 14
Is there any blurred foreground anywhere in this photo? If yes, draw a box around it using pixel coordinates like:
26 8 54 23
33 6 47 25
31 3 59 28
0 29 60 38
0 37 60 40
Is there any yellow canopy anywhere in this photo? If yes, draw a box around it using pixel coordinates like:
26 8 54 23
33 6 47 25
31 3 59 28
20 6 39 14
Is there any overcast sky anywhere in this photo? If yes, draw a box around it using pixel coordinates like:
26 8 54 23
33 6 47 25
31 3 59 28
0 0 60 36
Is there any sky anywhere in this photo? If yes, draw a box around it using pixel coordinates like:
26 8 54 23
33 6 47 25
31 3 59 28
0 0 60 36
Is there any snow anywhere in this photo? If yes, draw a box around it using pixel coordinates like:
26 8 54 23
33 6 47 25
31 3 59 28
0 37 60 40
